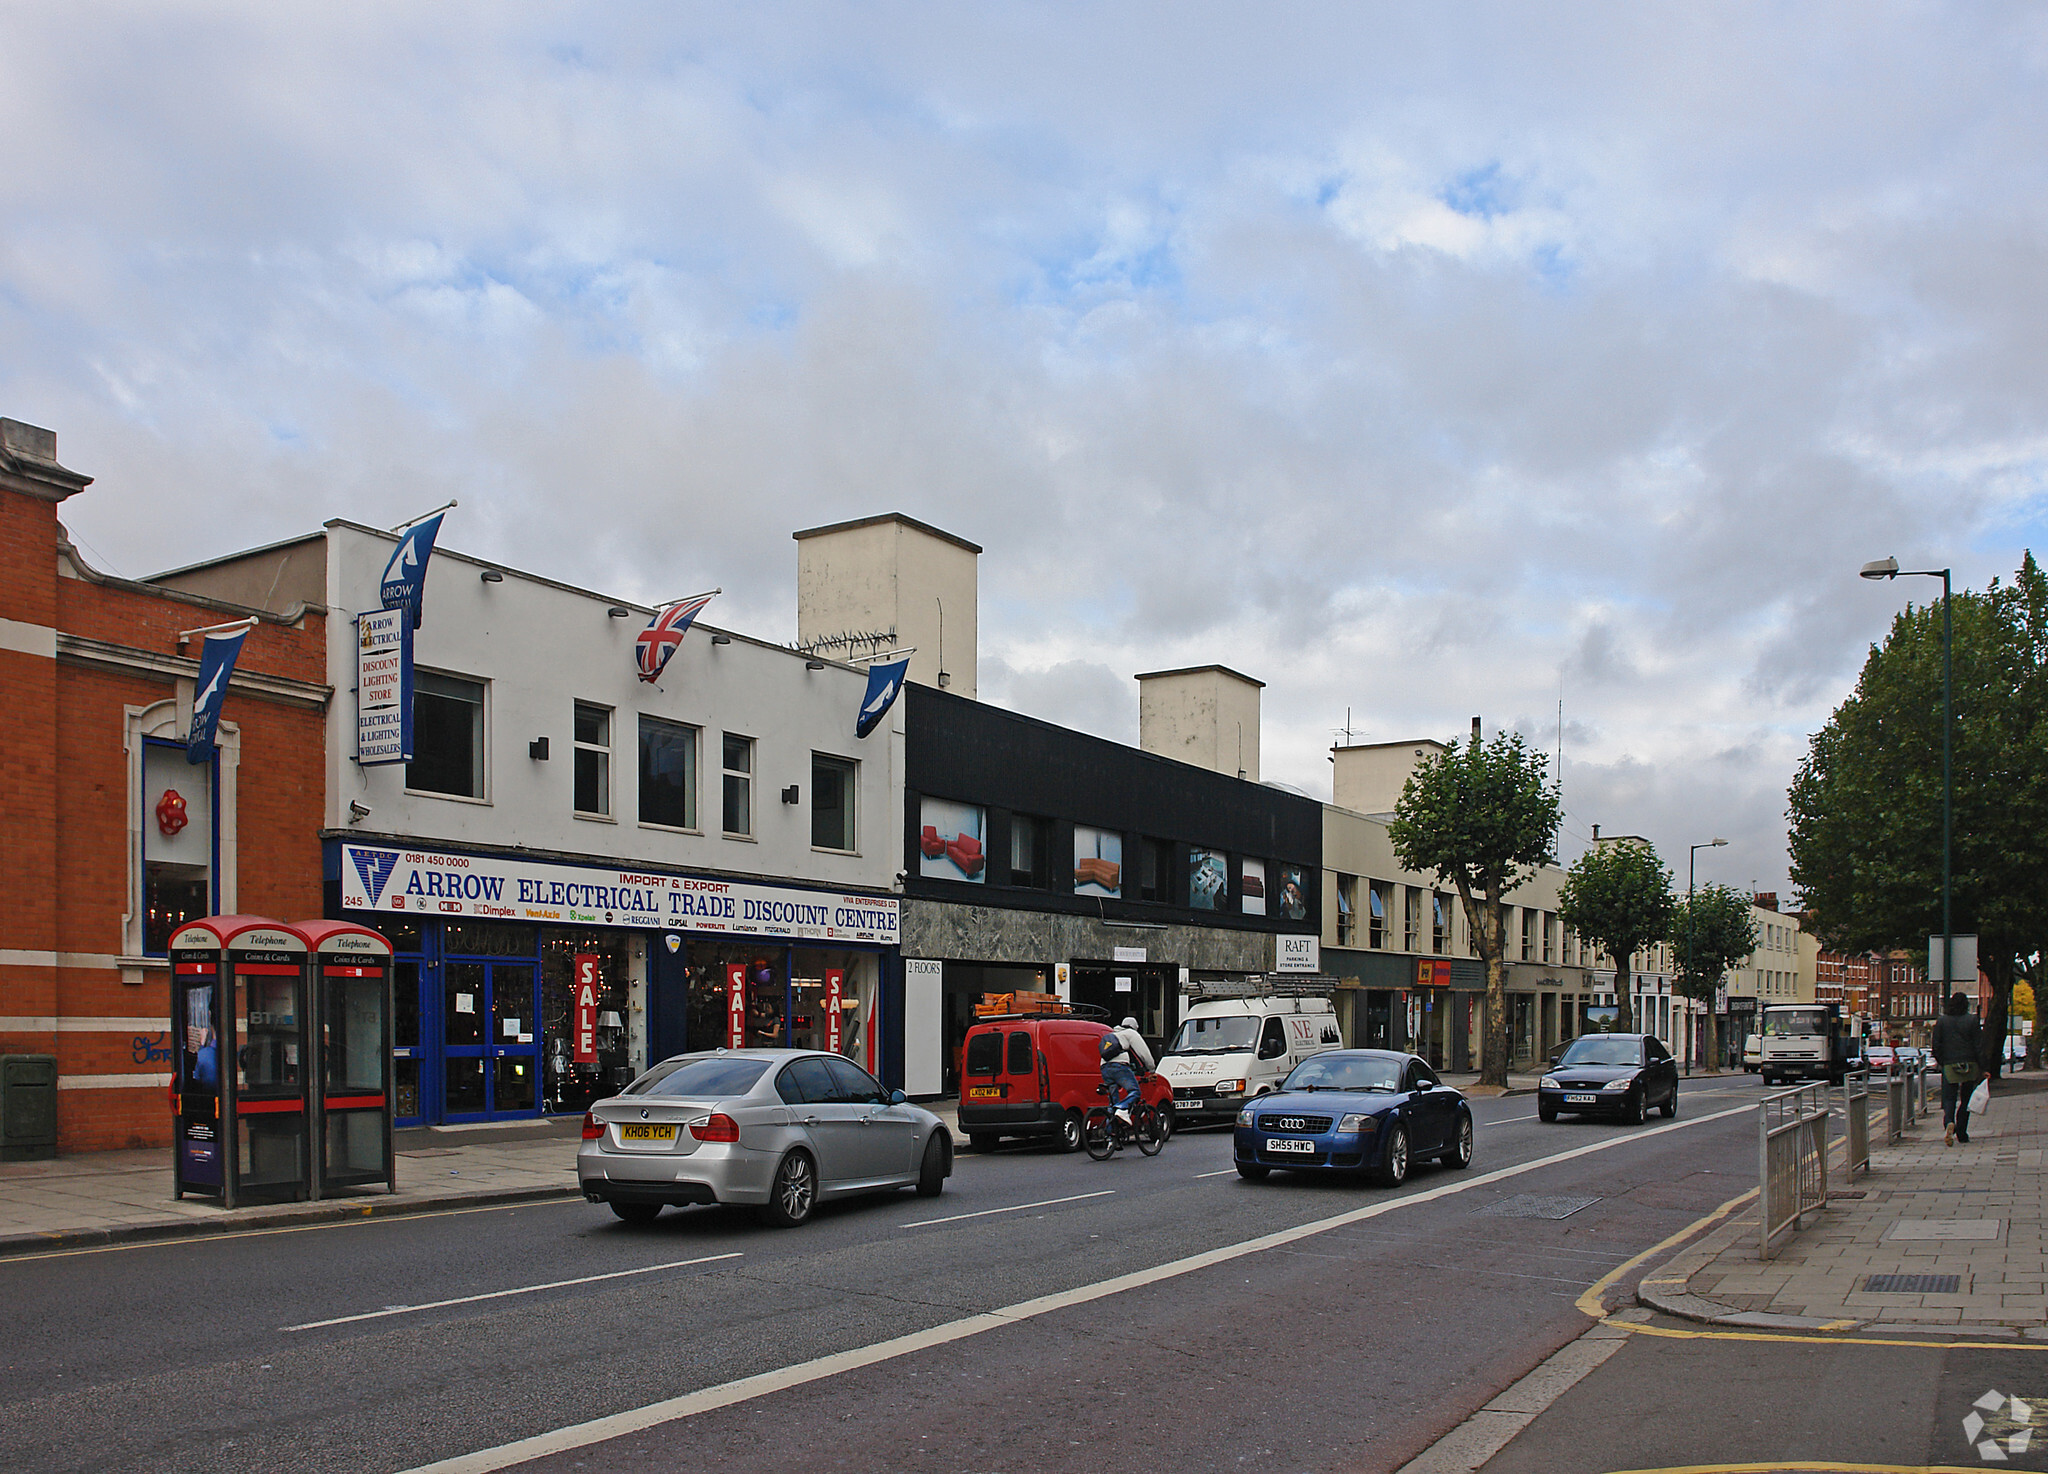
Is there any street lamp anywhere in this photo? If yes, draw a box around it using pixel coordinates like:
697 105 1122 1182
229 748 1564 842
1688 837 1728 1074
1860 556 1953 1005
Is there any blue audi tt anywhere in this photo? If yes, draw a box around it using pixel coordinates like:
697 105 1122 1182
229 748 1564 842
1232 1049 1474 1186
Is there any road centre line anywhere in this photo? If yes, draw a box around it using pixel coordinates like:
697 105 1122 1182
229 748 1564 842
400 1101 1755 1474
898 1190 1112 1228
280 1252 743 1331
1193 1168 1236 1178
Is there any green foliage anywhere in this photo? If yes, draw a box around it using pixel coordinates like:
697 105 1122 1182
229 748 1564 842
1672 884 1759 1003
1558 840 1675 1033
1386 732 1562 896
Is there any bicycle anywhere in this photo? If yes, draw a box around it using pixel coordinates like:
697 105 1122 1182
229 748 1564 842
1083 1097 1164 1160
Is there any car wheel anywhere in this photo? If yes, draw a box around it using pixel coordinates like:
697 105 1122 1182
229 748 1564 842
1443 1112 1474 1169
1376 1123 1410 1187
1538 1101 1557 1122
1660 1089 1678 1119
1235 1161 1269 1181
968 1133 998 1154
1057 1111 1083 1153
915 1134 949 1197
759 1150 816 1228
609 1201 661 1225
1625 1089 1645 1126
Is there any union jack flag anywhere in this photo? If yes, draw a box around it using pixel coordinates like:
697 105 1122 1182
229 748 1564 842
635 591 718 683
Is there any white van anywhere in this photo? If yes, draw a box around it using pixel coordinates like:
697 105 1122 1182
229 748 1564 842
1157 978 1343 1125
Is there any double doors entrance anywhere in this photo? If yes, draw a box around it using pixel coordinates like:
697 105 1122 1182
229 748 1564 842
442 959 540 1120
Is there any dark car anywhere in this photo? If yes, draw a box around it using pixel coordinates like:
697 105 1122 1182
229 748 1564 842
1539 1034 1679 1124
1232 1049 1473 1187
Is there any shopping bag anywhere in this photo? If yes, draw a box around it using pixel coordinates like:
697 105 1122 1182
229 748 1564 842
1968 1078 1991 1121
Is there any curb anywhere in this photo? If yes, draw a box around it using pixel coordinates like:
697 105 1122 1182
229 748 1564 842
0 1183 581 1256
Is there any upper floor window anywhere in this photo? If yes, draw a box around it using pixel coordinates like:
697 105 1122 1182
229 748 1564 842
1521 907 1535 961
811 754 857 851
1432 893 1449 954
1009 814 1050 888
638 716 698 830
1140 838 1173 903
1368 881 1390 949
1336 875 1357 947
574 702 612 817
722 734 753 837
409 672 485 799
1403 888 1422 951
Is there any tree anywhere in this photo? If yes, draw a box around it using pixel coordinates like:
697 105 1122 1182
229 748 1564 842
1558 840 1675 1035
1671 884 1759 1073
1789 552 2048 1077
1387 730 1563 1088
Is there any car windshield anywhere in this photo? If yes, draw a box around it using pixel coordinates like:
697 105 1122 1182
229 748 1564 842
624 1058 770 1099
1283 1056 1402 1093
1765 1010 1827 1037
1168 1016 1260 1054
1560 1037 1641 1067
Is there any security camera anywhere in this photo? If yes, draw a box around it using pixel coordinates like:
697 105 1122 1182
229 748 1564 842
893 871 907 890
348 799 373 823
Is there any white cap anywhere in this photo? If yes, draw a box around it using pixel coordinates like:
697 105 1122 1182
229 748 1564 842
1121 1017 1139 1030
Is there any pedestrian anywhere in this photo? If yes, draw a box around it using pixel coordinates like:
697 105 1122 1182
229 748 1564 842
1931 992 1984 1146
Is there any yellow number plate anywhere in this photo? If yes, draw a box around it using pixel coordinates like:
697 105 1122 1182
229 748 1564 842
967 1086 1002 1100
618 1123 677 1142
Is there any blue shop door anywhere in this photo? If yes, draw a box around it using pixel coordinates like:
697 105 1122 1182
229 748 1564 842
442 960 541 1120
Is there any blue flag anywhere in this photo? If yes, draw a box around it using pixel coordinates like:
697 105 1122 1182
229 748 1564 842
187 626 249 763
380 512 445 629
855 657 910 739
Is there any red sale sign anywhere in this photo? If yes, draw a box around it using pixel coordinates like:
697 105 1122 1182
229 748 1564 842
573 954 599 1064
825 968 843 1054
727 963 747 1049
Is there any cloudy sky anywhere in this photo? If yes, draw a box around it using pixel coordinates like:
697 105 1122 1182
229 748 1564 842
6 3 2045 897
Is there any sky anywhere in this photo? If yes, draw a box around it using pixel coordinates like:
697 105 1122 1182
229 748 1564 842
6 3 2046 900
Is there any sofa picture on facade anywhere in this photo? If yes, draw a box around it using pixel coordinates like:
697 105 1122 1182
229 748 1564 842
1074 857 1121 890
921 824 984 878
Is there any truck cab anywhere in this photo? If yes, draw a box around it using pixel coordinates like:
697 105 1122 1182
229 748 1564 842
1156 978 1343 1125
1760 1002 1863 1086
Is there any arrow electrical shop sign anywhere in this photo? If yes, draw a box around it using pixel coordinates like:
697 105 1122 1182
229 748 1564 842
341 844 900 945
356 609 412 765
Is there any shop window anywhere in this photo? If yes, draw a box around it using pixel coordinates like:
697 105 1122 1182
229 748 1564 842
541 932 633 1112
140 738 215 955
574 702 611 817
638 716 698 830
1009 815 1051 888
722 733 753 836
811 753 857 851
1368 881 1390 949
409 672 486 799
145 864 210 955
1432 893 1449 954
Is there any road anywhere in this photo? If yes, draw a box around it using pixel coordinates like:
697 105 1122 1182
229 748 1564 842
1 1075 1772 1474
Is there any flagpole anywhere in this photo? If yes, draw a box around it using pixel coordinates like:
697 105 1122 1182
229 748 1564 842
648 587 721 611
389 498 458 533
176 615 260 649
853 647 916 664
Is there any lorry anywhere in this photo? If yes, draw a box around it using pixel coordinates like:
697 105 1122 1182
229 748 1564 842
1759 1001 1866 1087
1155 977 1343 1125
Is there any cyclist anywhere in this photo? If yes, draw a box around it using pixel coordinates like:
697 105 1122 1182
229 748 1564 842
1099 1017 1155 1127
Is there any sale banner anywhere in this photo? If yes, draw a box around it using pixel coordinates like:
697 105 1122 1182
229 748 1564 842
574 954 599 1064
825 968 843 1054
727 963 747 1049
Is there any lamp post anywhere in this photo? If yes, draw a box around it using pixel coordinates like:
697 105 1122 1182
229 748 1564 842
1687 837 1728 1074
1860 557 1953 1007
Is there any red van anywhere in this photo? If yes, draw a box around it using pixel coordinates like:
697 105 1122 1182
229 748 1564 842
957 1014 1174 1152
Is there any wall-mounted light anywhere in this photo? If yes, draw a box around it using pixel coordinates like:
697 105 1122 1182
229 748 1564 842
805 659 825 671
607 606 632 619
781 784 800 804
530 737 549 760
712 634 732 645
347 799 372 824
480 570 504 583
937 671 951 688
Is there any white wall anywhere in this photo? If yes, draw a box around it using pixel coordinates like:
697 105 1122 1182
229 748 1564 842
325 522 900 893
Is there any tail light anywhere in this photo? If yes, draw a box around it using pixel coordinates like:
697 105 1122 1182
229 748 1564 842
581 1112 604 1141
690 1113 741 1143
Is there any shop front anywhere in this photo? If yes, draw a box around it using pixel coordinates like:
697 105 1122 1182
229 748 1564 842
328 841 898 1125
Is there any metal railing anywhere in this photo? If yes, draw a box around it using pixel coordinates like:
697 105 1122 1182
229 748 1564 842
1885 1062 1929 1143
1759 1080 1832 1260
1843 1068 1871 1178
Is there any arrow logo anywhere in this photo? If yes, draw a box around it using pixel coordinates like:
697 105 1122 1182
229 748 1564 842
861 678 897 717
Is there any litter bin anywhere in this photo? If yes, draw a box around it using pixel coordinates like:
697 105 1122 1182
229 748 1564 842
1 1054 59 1161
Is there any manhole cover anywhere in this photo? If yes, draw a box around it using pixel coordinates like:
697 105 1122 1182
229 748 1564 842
1863 1274 1961 1293
1474 1193 1599 1220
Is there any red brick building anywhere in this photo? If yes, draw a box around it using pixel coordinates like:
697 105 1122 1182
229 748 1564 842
1 419 329 1152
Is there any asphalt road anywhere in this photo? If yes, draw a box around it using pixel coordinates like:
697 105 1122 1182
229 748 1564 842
0 1074 1773 1474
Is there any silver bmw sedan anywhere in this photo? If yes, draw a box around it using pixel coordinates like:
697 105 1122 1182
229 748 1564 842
577 1049 952 1227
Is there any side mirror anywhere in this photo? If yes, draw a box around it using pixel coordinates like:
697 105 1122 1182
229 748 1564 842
889 1089 907 1105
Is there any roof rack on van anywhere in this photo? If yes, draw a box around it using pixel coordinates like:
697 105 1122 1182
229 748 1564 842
1184 975 1338 1001
971 993 1112 1023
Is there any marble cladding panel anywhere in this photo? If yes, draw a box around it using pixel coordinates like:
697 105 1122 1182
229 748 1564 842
900 900 1276 972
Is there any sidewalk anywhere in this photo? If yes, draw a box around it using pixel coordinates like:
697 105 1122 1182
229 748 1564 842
1440 1070 1543 1097
1640 1074 2048 1336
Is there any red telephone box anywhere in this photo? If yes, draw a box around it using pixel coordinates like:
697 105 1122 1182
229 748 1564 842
291 920 397 1197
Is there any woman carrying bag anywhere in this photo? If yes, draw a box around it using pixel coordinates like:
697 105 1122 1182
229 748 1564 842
1932 992 1984 1146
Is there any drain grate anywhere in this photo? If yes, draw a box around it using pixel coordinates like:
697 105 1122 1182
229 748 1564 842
1862 1274 1961 1294
1475 1193 1600 1220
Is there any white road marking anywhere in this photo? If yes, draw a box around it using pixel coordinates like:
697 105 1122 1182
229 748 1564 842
399 1101 1753 1474
1193 1168 1237 1178
280 1252 743 1331
898 1190 1113 1228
